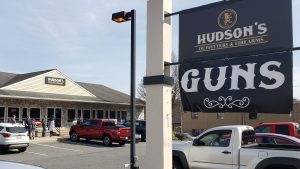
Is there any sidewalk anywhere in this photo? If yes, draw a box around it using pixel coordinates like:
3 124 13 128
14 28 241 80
30 127 70 143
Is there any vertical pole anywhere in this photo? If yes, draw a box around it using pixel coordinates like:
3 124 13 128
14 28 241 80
130 10 138 169
146 0 172 169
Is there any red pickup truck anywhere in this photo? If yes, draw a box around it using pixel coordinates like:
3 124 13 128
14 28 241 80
69 119 130 146
254 122 300 139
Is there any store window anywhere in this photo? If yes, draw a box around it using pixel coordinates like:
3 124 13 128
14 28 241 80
78 110 82 119
110 111 116 119
0 107 4 122
83 110 90 119
121 111 127 121
30 108 40 120
8 107 20 122
217 112 224 119
48 108 55 119
117 111 127 122
22 108 28 119
97 110 104 119
105 111 109 118
68 109 76 122
191 112 198 119
249 112 257 119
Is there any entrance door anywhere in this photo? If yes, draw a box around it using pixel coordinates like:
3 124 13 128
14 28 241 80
48 108 62 127
55 109 62 127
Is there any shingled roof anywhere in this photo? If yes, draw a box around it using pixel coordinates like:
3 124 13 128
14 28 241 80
0 70 144 106
0 69 54 88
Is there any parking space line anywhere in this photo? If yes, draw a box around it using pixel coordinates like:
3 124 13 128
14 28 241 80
31 143 84 152
26 151 48 156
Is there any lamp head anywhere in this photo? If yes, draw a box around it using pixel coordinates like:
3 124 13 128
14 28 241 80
112 11 131 23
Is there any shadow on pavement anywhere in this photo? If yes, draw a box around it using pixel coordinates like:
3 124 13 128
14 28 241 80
56 138 127 148
0 149 21 155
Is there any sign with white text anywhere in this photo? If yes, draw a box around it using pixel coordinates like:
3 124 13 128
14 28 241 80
45 77 66 86
179 0 293 113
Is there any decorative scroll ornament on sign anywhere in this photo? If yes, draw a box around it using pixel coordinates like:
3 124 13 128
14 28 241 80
204 96 250 109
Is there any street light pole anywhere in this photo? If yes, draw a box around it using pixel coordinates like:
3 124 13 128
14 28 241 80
112 9 138 169
129 9 138 169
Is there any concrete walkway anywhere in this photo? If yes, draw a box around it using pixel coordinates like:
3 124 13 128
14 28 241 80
30 127 69 143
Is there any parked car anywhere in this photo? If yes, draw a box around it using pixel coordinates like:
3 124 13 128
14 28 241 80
0 123 29 152
173 125 300 169
69 119 131 146
0 161 44 169
255 133 300 145
254 122 300 139
123 120 146 142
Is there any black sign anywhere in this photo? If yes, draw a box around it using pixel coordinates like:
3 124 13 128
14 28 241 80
179 0 293 113
179 53 293 113
45 77 66 86
179 0 293 62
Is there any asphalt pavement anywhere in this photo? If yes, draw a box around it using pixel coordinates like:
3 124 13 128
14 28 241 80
0 136 146 169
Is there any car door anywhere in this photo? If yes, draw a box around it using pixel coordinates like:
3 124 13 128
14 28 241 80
189 130 233 169
88 120 100 139
77 120 91 138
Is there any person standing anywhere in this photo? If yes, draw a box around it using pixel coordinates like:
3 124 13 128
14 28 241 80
8 115 16 124
42 115 47 137
25 117 33 139
49 118 55 137
31 119 36 140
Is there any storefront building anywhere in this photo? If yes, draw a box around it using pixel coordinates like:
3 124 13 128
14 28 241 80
181 101 300 133
0 69 145 126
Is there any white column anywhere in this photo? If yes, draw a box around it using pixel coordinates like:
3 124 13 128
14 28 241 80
146 0 172 169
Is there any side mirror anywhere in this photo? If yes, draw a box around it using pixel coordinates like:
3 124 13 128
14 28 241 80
193 139 205 146
192 139 199 146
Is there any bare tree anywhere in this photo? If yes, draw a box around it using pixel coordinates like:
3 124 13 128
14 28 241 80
137 51 181 106
137 79 146 100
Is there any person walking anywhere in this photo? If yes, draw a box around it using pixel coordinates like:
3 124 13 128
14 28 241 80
49 118 55 137
42 115 47 137
31 119 36 139
25 117 33 139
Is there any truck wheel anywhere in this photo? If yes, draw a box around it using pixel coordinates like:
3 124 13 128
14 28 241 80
18 147 27 152
103 135 112 146
173 158 183 169
119 140 126 146
70 132 79 141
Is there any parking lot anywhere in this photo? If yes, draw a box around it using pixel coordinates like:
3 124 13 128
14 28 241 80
0 137 146 169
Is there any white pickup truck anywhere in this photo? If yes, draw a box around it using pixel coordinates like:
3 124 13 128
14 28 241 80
172 125 300 169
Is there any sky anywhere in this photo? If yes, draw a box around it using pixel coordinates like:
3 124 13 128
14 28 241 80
0 0 299 99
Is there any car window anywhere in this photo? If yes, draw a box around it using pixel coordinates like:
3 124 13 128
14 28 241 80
255 125 271 133
6 127 27 133
90 120 99 127
274 137 295 145
124 121 131 127
295 124 300 134
102 121 116 127
275 125 290 136
198 130 232 147
82 120 91 126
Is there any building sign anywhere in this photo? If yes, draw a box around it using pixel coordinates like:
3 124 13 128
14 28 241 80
179 0 293 113
45 77 66 86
